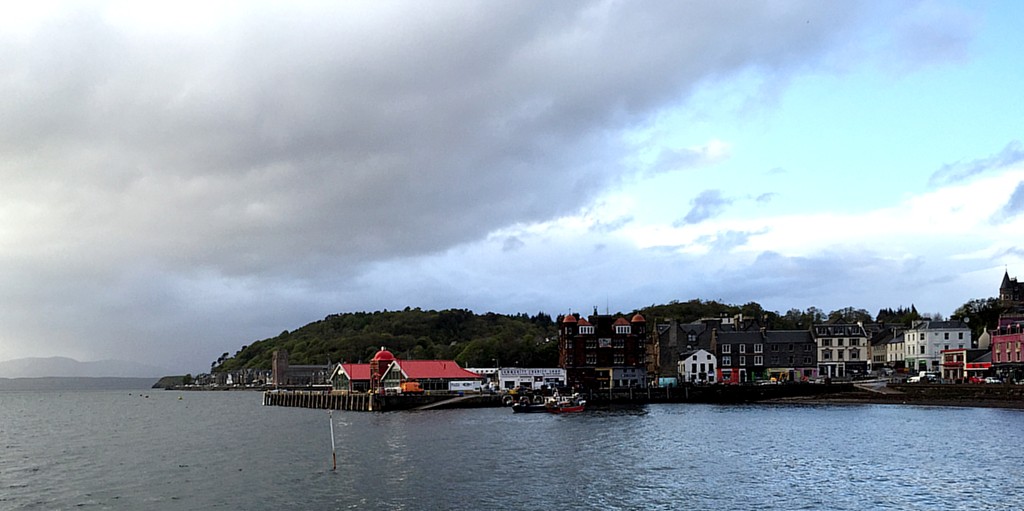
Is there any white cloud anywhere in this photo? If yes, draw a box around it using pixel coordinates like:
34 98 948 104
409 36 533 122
0 1 994 371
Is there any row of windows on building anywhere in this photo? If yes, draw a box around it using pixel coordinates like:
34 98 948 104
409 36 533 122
820 349 861 360
906 332 965 341
720 355 815 366
994 342 1023 363
567 339 637 349
582 354 640 365
720 343 815 354
567 325 633 335
688 362 715 374
819 338 863 347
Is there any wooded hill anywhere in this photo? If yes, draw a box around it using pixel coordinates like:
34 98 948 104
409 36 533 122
212 297 1005 372
214 308 560 372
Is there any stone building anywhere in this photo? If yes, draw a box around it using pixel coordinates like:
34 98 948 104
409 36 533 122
559 311 648 390
1000 270 1024 307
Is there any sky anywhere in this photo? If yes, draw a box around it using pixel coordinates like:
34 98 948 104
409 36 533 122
1 1 1022 374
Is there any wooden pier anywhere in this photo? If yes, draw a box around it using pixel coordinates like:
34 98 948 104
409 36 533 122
262 390 504 411
263 390 378 411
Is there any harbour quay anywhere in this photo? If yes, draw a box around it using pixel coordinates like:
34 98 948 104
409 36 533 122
262 383 856 412
262 389 505 411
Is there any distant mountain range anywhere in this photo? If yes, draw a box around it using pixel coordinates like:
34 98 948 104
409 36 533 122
0 377 160 391
0 356 171 379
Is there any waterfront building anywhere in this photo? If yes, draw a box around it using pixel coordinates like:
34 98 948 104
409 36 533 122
714 328 817 383
559 311 648 390
1000 270 1024 307
902 320 971 373
653 316 761 385
327 348 484 394
378 359 483 392
714 329 764 383
940 348 991 382
812 323 869 379
654 320 710 384
991 320 1024 382
678 349 716 383
270 349 331 387
870 326 905 370
329 363 371 392
886 333 906 369
763 330 817 382
479 367 566 391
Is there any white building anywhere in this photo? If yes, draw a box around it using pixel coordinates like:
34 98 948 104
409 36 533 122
903 320 971 373
474 367 566 391
813 323 869 378
611 367 647 388
678 349 717 383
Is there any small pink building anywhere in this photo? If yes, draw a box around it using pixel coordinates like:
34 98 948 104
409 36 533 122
991 319 1024 382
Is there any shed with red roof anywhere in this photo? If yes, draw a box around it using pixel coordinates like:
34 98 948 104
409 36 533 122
380 359 483 392
330 362 372 392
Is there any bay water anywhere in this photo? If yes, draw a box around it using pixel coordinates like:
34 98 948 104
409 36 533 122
2 389 1023 510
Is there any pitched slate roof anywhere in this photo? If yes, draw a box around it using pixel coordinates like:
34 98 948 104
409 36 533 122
911 320 969 330
715 330 764 344
679 349 712 360
764 330 814 343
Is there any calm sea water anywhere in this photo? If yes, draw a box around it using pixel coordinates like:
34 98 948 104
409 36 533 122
2 389 1023 510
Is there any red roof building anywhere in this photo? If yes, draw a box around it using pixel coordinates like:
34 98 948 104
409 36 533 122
380 359 482 392
329 347 483 393
559 310 649 391
330 362 372 392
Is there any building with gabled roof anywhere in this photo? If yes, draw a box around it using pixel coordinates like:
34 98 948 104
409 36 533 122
329 362 372 392
379 358 483 392
328 347 483 394
653 316 761 385
678 349 717 383
559 310 649 390
1000 270 1024 307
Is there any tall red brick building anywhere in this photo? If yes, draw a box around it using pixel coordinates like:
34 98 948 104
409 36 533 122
559 311 648 390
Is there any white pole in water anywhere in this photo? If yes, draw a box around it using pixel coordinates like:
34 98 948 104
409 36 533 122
329 410 337 471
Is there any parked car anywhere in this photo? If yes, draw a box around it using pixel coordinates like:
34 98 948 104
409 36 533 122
984 377 1003 384
968 376 985 384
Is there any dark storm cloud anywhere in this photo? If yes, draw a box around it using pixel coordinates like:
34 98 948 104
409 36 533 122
0 1 879 370
929 140 1024 187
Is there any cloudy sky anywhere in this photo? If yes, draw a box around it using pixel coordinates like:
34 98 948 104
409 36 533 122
1 1 1022 373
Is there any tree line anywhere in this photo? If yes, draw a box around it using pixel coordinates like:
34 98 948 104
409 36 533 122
211 298 1007 372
